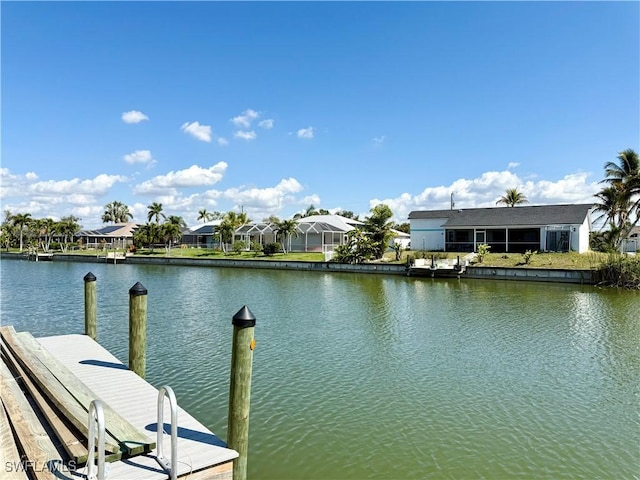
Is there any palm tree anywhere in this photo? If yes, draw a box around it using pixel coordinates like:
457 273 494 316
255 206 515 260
217 219 236 253
597 149 640 250
56 215 81 252
11 213 32 252
275 219 299 254
197 209 212 223
147 202 165 224
364 204 395 259
161 217 185 255
102 201 133 224
496 188 529 207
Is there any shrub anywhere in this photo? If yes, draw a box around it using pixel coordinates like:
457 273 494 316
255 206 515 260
250 241 263 257
263 242 281 256
232 240 246 254
522 249 537 265
476 244 491 263
128 244 137 253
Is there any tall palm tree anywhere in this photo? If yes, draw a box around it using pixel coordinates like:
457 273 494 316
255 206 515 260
56 215 81 252
161 220 184 255
275 219 299 254
598 148 640 249
364 204 395 259
147 202 165 224
11 213 32 252
496 188 529 207
217 219 236 253
102 201 133 224
197 209 212 223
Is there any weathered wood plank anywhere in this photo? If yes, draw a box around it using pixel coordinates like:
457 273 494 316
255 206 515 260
1 339 89 465
0 326 122 455
0 361 69 480
15 331 155 456
0 393 29 480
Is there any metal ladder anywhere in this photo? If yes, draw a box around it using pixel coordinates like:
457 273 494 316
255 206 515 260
157 385 178 480
87 399 106 480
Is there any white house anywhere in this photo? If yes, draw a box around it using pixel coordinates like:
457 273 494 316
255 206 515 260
409 204 594 253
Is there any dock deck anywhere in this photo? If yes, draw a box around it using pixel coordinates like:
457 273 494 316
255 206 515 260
408 254 474 277
3 333 237 479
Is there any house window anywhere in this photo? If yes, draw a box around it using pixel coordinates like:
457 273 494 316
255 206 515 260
445 229 473 252
508 228 540 253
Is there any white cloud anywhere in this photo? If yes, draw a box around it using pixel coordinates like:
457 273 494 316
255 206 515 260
231 109 259 128
222 178 304 211
0 169 128 225
181 121 212 142
217 137 229 146
508 162 520 169
258 119 274 129
301 194 321 206
373 136 385 146
123 150 155 165
297 127 314 139
133 162 228 195
29 174 127 196
234 130 257 141
369 170 600 223
122 110 149 124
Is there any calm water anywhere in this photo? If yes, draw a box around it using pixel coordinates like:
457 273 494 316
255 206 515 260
1 259 638 479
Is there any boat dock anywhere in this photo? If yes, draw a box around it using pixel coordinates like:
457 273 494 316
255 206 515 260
408 254 476 278
0 327 238 480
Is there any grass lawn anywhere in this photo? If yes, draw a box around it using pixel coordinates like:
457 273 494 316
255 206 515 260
6 247 609 270
388 250 606 270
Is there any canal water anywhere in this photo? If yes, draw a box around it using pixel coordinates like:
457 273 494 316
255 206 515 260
1 259 638 479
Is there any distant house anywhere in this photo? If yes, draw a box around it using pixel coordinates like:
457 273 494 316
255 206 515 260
408 204 594 253
623 226 639 253
75 223 140 249
235 215 362 253
290 215 363 252
182 221 223 248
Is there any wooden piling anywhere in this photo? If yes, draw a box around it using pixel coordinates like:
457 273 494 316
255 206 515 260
84 272 97 341
227 306 256 480
128 282 148 378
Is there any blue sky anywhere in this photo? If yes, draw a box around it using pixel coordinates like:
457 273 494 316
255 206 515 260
2 1 638 228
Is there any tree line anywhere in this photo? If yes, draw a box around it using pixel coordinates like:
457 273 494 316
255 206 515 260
3 149 635 257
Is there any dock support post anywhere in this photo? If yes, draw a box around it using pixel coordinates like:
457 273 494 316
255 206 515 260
129 282 148 378
84 272 97 341
227 306 256 480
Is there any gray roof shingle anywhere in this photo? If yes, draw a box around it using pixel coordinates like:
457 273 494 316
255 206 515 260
409 204 593 227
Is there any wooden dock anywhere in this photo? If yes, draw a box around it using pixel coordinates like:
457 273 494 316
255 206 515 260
408 256 466 277
0 329 237 480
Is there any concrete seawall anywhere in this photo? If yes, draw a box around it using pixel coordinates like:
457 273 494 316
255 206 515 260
1 252 595 284
465 266 593 284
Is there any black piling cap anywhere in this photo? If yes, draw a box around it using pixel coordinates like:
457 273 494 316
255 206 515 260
232 305 256 328
129 281 148 296
84 272 96 282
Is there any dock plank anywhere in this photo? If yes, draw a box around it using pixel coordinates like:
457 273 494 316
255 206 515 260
0 393 29 480
0 326 122 454
15 331 155 456
0 362 72 480
0 340 90 465
38 334 238 480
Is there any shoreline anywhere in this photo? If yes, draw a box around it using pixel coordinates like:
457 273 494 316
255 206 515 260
0 251 595 285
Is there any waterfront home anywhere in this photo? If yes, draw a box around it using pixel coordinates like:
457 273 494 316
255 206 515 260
75 222 140 249
182 220 223 248
623 226 639 253
409 204 594 253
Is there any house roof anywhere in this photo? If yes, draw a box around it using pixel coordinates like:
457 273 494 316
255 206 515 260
295 214 363 232
76 223 140 237
409 204 593 228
